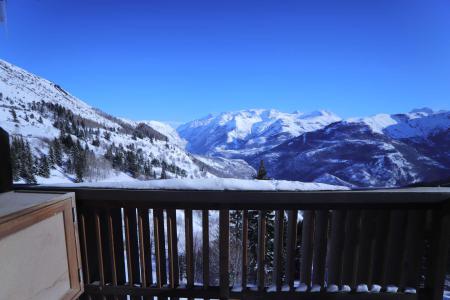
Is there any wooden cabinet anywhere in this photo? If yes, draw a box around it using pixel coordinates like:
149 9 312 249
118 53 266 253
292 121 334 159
0 191 83 300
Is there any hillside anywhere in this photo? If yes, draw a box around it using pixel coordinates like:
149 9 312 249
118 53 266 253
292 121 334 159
0 59 255 183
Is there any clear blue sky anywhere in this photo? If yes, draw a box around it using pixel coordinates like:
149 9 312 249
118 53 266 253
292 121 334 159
0 0 449 123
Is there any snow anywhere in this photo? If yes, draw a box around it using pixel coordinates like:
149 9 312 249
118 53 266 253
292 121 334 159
356 284 369 292
42 178 349 190
178 108 341 156
120 118 188 149
326 284 339 292
371 284 382 293
310 284 321 292
341 285 351 292
348 108 450 139
386 285 399 293
1 58 256 183
296 283 308 292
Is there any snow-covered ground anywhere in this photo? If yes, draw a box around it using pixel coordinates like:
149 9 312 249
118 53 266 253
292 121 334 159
41 177 349 190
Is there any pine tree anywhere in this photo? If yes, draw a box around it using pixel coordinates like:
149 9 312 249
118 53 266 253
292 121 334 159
160 164 167 179
38 155 51 178
256 160 268 180
10 108 19 123
48 145 55 167
73 140 86 182
52 138 63 166
18 140 37 184
10 137 21 181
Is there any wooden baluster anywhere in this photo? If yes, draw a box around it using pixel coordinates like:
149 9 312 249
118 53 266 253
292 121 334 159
153 208 167 288
371 210 389 287
257 210 267 291
312 210 328 290
341 210 360 290
202 209 210 289
167 209 179 288
273 210 284 291
94 212 105 287
185 209 194 289
79 213 91 285
356 210 377 288
285 210 297 290
401 210 426 290
219 209 230 299
327 210 346 288
383 210 407 288
138 208 153 287
241 210 248 290
124 207 140 287
299 210 315 288
106 208 126 300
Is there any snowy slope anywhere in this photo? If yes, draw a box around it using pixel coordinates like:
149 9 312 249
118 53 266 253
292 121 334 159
0 59 254 183
252 121 450 188
42 177 348 191
120 118 187 148
348 108 450 139
178 108 341 157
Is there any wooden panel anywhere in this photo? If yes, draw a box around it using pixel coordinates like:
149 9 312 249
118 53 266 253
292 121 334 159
0 212 71 300
299 210 314 286
202 209 209 288
341 210 360 289
167 209 179 288
327 210 346 286
0 195 83 300
257 210 267 291
285 210 297 290
219 209 229 299
273 210 284 291
153 208 167 287
312 210 328 288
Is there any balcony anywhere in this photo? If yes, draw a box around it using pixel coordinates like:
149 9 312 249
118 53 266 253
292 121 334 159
8 186 446 300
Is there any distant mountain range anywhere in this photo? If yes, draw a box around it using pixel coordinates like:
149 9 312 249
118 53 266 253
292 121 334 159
177 109 450 188
1 58 448 187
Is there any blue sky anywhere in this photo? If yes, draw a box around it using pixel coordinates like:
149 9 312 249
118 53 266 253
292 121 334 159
0 0 449 123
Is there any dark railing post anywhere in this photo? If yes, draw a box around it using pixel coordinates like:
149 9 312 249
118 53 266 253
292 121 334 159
0 127 12 192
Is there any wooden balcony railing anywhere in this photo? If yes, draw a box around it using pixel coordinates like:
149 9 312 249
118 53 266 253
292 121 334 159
23 187 450 300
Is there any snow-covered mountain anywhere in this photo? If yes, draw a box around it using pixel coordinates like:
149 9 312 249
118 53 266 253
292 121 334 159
178 109 341 157
0 59 255 183
179 108 450 188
